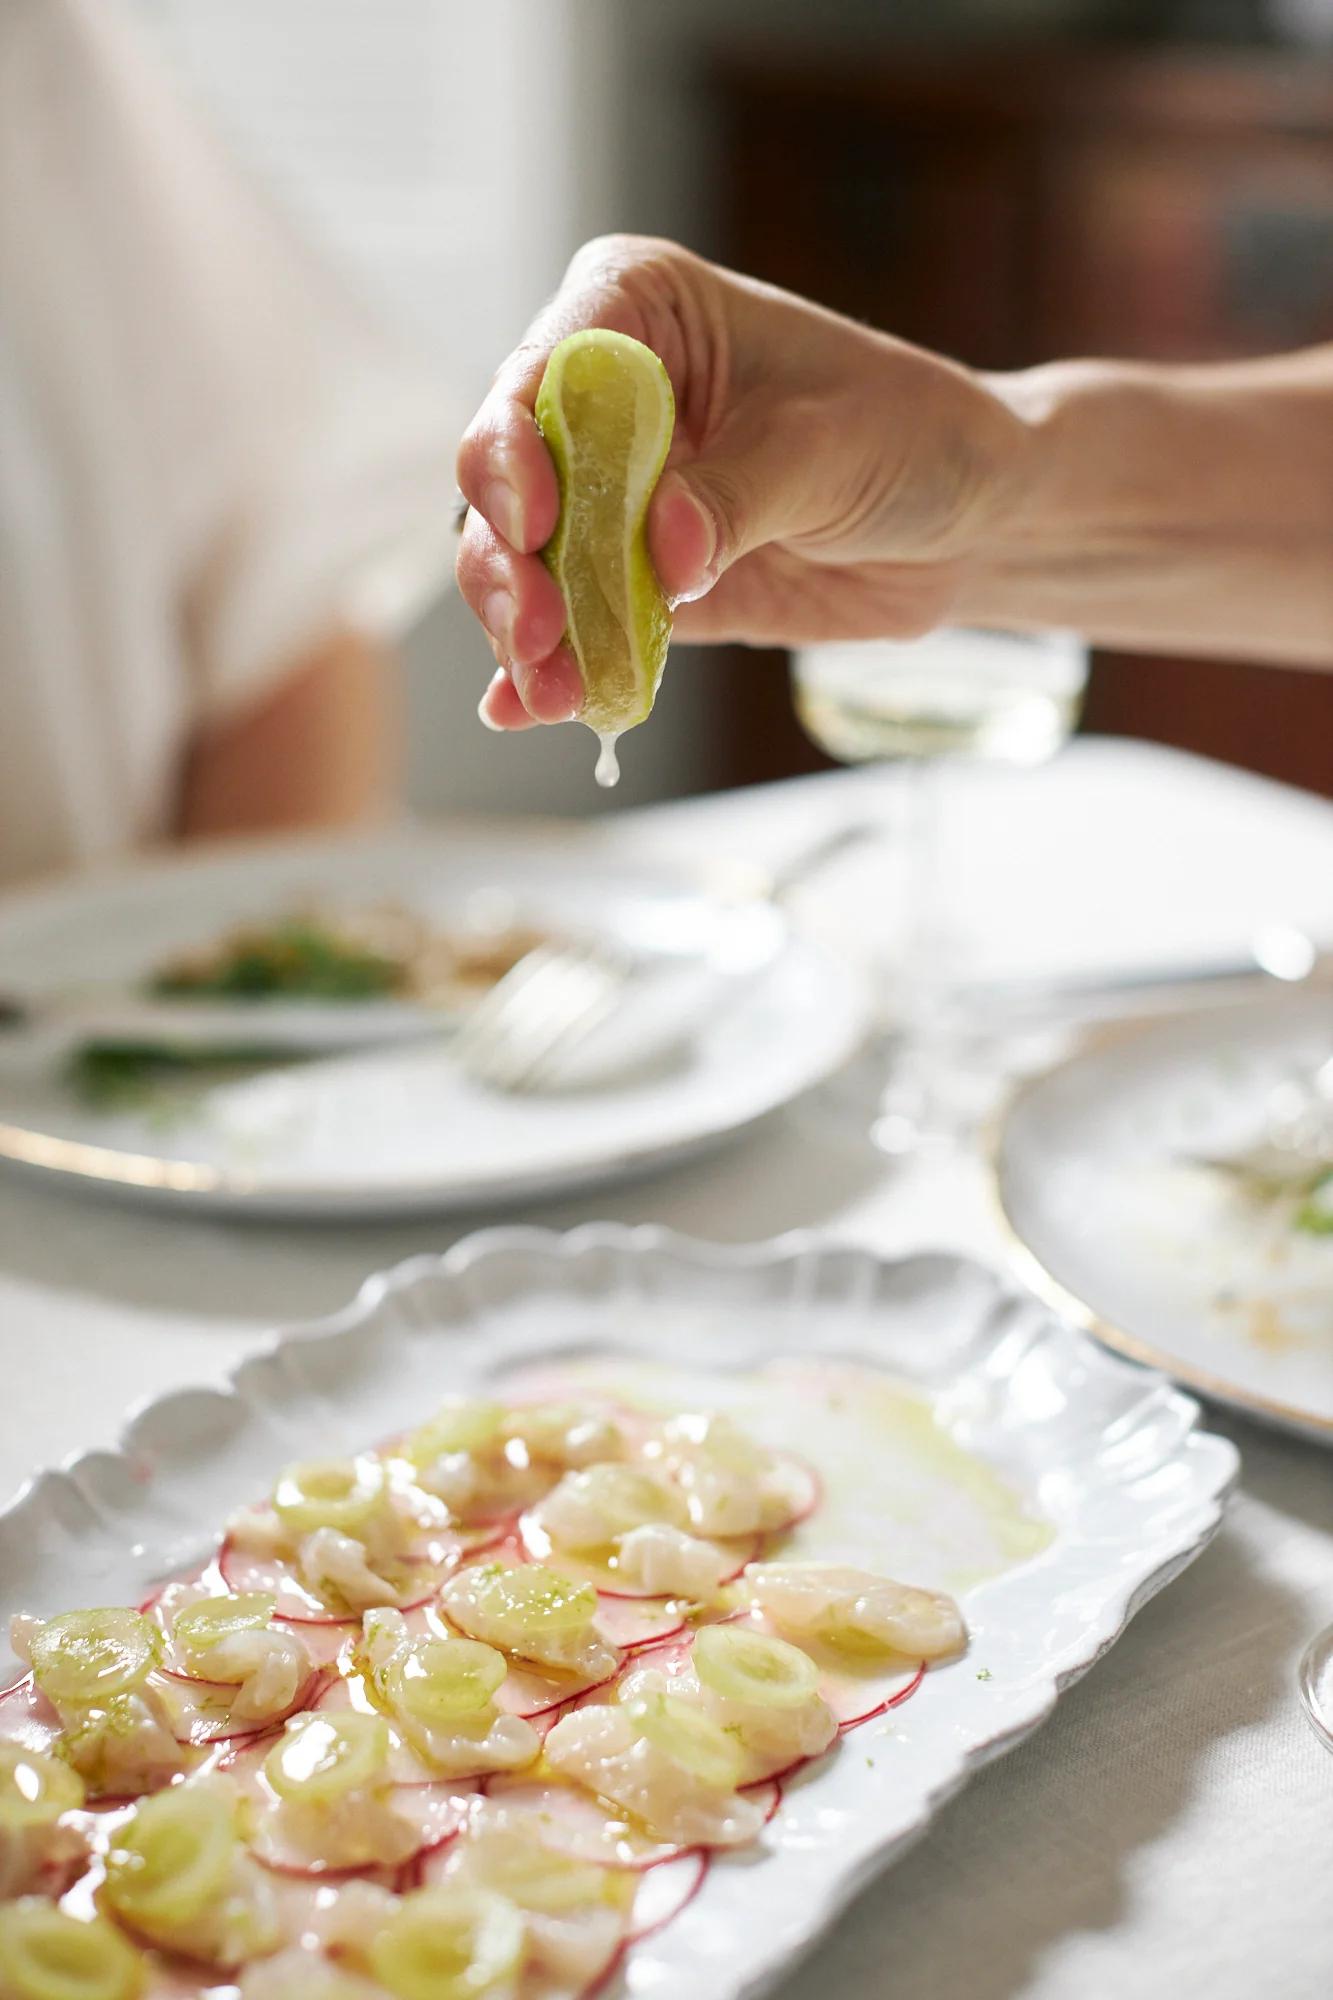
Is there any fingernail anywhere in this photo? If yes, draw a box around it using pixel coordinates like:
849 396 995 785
483 479 524 548
686 489 718 577
659 476 719 605
517 657 580 724
481 588 515 650
477 672 506 730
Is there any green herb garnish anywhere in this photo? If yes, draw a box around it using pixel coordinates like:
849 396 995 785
151 919 403 1002
67 1042 283 1112
1293 1171 1333 1237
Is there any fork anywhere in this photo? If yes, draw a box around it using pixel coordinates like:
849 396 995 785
452 820 887 1094
450 936 643 1092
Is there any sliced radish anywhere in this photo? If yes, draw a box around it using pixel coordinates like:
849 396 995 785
576 1852 712 2000
479 1778 688 1873
493 1660 621 1725
625 1848 709 1944
740 1777 783 1827
217 1537 447 1626
760 1453 823 1537
593 1599 685 1653
152 1666 334 1747
389 1783 479 1856
833 1658 926 1731
247 1780 476 1879
608 1633 693 1685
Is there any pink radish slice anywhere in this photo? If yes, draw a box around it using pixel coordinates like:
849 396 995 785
626 1848 710 1944
217 1537 447 1626
391 1783 480 1854
493 1660 622 1724
0 1674 61 1755
743 1777 783 1828
833 1658 926 1731
578 1853 713 2000
154 1667 334 1748
147 1568 353 1670
760 1452 823 1537
478 1779 688 1873
247 1781 475 1879
594 1599 685 1652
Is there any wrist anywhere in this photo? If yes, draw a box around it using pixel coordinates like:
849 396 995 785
957 361 1132 624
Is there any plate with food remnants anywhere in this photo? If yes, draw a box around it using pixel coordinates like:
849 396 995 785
0 825 863 1217
0 1226 1236 2000
996 989 1333 1442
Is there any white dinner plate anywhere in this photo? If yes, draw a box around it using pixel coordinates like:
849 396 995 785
995 990 1333 1442
0 1225 1237 2000
0 824 866 1218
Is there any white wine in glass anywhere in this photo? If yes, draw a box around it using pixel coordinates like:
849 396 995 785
791 626 1089 1153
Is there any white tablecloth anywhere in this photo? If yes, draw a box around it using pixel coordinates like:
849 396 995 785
2 738 1330 1997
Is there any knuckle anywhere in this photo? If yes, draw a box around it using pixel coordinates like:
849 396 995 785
453 524 496 603
694 466 748 566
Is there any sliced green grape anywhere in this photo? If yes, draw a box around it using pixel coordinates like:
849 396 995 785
272 1457 385 1539
621 1691 743 1792
174 1592 274 1665
385 1637 506 1728
263 1711 389 1805
460 1564 598 1645
693 1624 819 1710
29 1608 156 1706
405 1401 505 1467
0 1742 85 1827
369 1885 524 2000
102 1784 237 1931
542 1464 686 1550
0 1900 143 2000
455 1822 614 1916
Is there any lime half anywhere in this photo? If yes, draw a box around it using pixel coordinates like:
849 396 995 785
535 330 675 780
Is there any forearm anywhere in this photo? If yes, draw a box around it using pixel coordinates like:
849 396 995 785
178 628 399 841
966 349 1333 667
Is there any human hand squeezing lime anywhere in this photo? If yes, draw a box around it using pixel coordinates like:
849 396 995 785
455 232 1332 765
453 234 1029 765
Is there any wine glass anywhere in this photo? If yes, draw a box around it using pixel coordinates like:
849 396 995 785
791 625 1089 1154
1299 1621 1333 1754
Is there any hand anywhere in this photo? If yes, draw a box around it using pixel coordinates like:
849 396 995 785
454 234 1033 728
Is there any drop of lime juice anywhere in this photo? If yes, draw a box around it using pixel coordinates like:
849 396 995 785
594 733 621 789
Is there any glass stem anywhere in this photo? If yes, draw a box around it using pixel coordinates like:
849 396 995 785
873 756 951 1152
898 754 947 1030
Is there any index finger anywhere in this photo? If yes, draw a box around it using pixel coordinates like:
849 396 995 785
454 237 662 556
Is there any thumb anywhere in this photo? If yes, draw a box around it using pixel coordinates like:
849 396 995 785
648 426 823 605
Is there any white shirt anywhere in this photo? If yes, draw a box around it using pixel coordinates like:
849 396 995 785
0 0 459 887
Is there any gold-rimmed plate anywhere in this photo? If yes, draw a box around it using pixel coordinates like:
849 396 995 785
0 824 865 1219
994 990 1333 1443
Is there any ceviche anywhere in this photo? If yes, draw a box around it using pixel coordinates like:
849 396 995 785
0 1387 966 1999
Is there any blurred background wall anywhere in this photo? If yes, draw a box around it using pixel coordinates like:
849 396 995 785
133 0 1333 815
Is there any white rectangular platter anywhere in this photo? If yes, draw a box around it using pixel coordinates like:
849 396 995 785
0 1226 1239 1999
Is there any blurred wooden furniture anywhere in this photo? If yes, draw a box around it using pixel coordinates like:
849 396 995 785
711 45 1333 794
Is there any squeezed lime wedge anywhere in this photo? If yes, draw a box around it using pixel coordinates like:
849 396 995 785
535 330 675 781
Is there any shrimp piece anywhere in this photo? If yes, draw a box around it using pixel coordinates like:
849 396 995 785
743 1563 966 1661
